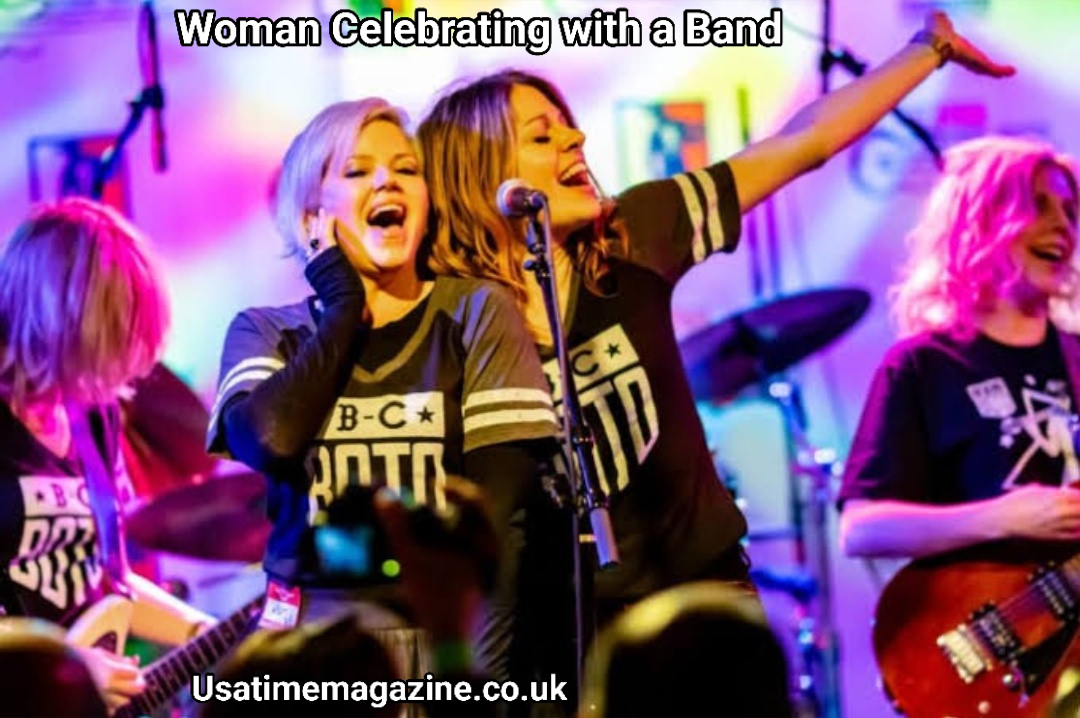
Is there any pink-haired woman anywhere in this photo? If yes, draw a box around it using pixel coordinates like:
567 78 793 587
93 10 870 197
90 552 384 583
0 197 215 712
839 137 1080 557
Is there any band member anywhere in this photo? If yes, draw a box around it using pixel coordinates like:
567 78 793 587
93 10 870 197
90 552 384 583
0 198 215 712
417 11 1014 621
839 137 1080 556
205 99 559 683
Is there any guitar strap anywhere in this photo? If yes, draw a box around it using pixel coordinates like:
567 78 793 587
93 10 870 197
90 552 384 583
68 403 131 598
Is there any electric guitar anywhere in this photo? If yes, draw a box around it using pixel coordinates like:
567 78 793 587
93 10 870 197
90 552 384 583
68 593 264 718
873 541 1080 717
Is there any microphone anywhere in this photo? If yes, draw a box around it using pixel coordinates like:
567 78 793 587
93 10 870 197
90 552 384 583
496 179 545 218
140 1 167 172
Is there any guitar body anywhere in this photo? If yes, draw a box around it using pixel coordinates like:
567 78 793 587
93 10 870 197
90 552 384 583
67 594 134 655
874 542 1080 717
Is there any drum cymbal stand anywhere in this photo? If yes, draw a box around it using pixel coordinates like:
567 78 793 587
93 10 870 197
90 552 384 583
767 376 843 718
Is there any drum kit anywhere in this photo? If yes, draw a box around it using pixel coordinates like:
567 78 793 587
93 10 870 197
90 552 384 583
679 285 872 718
122 286 870 718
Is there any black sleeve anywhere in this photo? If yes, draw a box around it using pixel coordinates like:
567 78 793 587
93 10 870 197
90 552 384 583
464 438 572 690
837 345 933 509
211 248 367 475
616 160 742 284
463 440 541 684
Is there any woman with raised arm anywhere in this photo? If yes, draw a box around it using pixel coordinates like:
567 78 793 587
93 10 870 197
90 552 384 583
205 99 560 689
417 11 1014 623
0 198 215 713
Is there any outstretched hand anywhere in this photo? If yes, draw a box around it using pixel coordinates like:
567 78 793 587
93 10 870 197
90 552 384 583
928 10 1015 78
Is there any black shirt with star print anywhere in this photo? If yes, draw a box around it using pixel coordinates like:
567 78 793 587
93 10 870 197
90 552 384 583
0 402 132 624
207 275 559 586
839 325 1074 508
539 160 748 601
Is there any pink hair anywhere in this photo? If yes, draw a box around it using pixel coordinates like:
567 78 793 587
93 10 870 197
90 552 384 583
0 198 170 408
891 136 1079 337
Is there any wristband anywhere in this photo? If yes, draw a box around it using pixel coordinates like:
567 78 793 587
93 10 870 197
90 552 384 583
910 29 954 69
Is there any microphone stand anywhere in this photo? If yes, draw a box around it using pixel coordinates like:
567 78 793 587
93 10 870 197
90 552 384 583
91 84 163 200
91 1 165 199
521 197 618 698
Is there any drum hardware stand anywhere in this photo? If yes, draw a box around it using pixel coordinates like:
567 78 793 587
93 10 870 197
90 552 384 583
736 55 844 715
767 376 843 718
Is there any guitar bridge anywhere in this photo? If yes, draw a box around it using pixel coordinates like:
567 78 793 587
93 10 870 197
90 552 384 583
937 624 992 683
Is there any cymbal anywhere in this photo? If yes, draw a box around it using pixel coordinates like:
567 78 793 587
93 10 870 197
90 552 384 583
120 363 217 498
125 472 270 563
679 287 871 402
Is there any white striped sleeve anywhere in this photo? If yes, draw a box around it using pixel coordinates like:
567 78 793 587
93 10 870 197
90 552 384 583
671 164 737 261
206 356 285 436
206 311 287 455
460 284 560 453
617 160 742 283
462 387 559 453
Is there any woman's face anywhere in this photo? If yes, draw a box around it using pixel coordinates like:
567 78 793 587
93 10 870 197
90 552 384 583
318 119 428 278
509 84 601 239
1004 162 1079 304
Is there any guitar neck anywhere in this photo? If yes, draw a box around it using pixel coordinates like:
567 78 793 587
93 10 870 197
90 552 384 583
120 595 264 718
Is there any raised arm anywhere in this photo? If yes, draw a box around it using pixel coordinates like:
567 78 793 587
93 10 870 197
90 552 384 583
727 11 1014 213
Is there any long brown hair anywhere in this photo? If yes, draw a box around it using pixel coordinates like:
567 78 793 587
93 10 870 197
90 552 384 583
418 70 626 311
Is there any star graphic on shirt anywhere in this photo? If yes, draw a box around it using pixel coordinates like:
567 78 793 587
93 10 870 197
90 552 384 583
35 491 46 503
417 407 435 423
605 343 621 358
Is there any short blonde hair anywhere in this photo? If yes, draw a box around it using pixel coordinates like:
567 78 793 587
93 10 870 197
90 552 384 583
0 198 170 408
273 98 411 259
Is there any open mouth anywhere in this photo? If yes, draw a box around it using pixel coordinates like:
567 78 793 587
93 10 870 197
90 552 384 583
559 163 592 188
367 203 406 229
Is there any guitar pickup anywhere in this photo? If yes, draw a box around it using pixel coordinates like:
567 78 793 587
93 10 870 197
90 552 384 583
937 624 991 683
1034 569 1079 622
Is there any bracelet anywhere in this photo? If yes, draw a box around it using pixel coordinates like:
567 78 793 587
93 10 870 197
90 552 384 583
910 29 954 69
432 639 473 674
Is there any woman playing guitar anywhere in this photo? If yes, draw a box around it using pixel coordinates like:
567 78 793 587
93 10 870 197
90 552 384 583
839 137 1080 716
0 198 215 713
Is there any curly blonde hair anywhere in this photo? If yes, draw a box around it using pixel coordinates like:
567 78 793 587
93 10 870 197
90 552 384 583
892 136 1078 337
